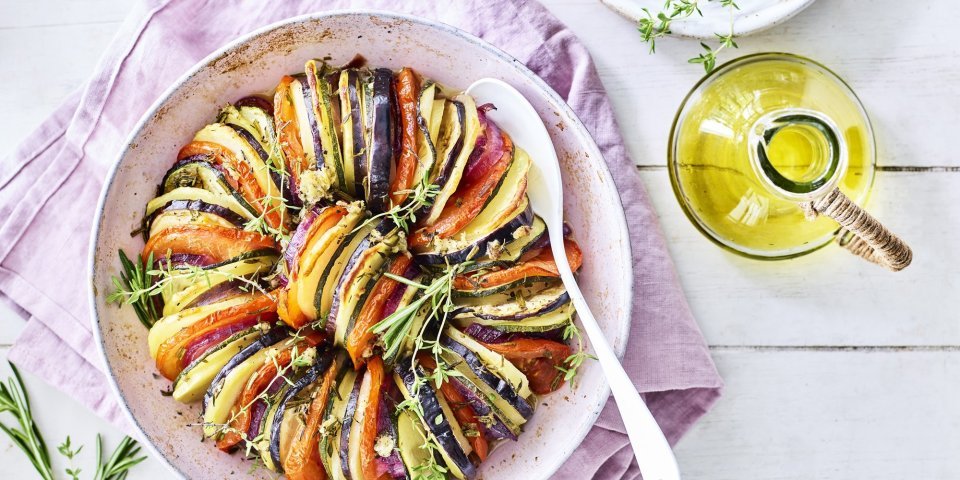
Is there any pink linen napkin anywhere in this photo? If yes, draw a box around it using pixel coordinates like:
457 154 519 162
0 0 722 477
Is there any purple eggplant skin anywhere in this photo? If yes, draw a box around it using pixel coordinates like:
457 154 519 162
448 377 517 441
183 279 247 310
462 323 565 344
294 74 325 170
366 68 395 213
339 367 365 480
415 204 534 266
431 100 466 192
227 124 298 208
235 95 273 112
396 361 476 479
156 253 213 270
268 347 334 470
377 391 408 479
440 335 534 420
147 198 247 231
468 291 571 322
284 205 323 274
158 157 229 195
201 326 291 414
345 69 368 196
324 218 396 333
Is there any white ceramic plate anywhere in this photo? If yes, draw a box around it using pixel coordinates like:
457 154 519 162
89 11 633 480
602 0 816 39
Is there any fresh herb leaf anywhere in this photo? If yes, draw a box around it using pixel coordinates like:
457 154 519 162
636 0 740 73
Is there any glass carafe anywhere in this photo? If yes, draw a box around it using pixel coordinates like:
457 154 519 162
668 53 911 270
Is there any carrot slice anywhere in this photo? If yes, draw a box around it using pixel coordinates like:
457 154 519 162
452 238 583 291
275 76 311 185
345 254 413 367
178 140 284 231
408 134 514 249
389 68 421 207
360 357 386 480
283 355 341 480
216 345 294 451
154 293 277 380
480 338 571 395
142 224 277 264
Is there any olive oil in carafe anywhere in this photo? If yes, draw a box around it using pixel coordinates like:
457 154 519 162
671 55 875 257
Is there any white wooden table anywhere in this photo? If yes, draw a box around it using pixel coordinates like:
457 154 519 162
1 0 957 478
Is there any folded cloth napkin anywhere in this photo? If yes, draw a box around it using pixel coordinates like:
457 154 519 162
0 0 722 477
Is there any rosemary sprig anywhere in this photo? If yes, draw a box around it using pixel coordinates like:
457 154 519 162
0 363 54 479
106 250 160 328
636 0 740 73
0 362 146 480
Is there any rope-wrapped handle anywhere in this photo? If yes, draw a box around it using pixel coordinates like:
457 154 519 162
800 188 912 271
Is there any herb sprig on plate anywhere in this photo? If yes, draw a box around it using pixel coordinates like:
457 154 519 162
637 0 740 73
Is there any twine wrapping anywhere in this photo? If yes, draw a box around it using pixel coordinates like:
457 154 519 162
800 187 912 271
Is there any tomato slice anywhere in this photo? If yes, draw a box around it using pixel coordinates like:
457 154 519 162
178 140 284 231
360 357 386 480
408 133 514 249
283 356 341 480
142 224 277 264
452 238 583 291
389 68 420 207
155 293 277 380
216 345 294 451
417 355 489 460
275 76 311 185
480 338 571 395
345 254 414 367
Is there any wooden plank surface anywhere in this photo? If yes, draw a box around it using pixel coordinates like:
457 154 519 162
0 0 956 478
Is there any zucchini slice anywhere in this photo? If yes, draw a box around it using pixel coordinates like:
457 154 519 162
444 327 533 400
424 94 481 225
338 68 368 198
147 186 256 223
455 284 571 321
148 294 258 358
200 327 291 438
394 363 476 479
306 60 345 189
318 365 360 478
171 325 263 403
162 252 277 316
466 214 548 273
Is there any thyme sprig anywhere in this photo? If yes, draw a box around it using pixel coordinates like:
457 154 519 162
555 317 596 385
636 0 740 73
0 363 146 480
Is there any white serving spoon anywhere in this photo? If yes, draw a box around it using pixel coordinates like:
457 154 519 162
467 78 681 480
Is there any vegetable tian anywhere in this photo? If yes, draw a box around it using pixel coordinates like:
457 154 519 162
109 57 589 480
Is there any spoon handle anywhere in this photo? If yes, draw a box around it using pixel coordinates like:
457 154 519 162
550 234 681 480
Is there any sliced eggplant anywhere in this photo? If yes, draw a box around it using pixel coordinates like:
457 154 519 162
289 207 366 322
329 219 403 346
455 284 571 321
171 325 263 403
415 200 533 266
365 68 396 212
412 82 439 188
443 327 533 415
342 365 372 480
338 68 369 197
289 74 324 170
147 186 256 224
318 365 360 478
465 214 548 274
193 123 284 217
394 362 475 479
457 301 575 334
306 60 345 189
146 199 247 237
162 251 277 316
200 327 291 437
448 377 517 441
267 346 334 471
424 94 481 225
